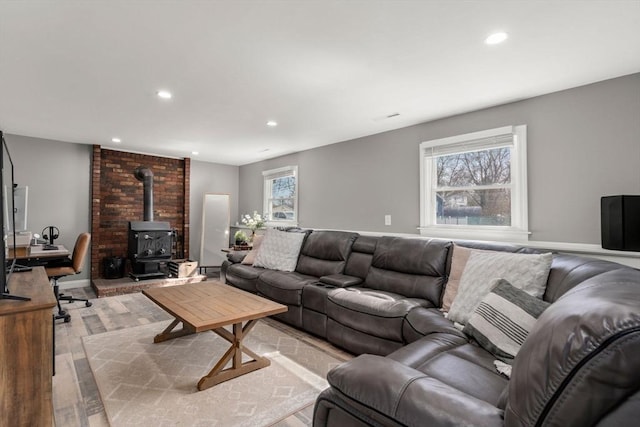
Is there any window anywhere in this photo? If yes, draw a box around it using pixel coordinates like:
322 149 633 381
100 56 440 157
263 165 298 225
419 125 528 242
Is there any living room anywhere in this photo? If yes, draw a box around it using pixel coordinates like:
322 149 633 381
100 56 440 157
1 1 639 426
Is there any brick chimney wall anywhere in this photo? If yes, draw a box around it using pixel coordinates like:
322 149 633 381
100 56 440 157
90 147 190 279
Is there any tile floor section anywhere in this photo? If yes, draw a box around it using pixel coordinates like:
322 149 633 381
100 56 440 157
52 281 352 427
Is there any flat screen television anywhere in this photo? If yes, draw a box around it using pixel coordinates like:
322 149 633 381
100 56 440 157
1 130 29 301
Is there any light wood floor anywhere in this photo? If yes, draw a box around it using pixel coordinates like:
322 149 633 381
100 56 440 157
52 281 352 427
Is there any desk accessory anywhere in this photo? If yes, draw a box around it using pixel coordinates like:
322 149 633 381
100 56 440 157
42 225 60 245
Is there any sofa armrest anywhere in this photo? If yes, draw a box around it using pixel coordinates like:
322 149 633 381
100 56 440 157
327 354 503 427
320 274 363 287
226 251 248 264
403 307 467 342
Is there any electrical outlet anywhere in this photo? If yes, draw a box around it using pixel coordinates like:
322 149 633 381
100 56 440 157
384 215 391 226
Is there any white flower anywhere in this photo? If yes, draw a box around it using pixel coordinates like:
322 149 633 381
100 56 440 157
241 211 265 231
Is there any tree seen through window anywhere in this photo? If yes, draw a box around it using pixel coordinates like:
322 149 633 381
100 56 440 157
436 147 511 226
269 176 295 219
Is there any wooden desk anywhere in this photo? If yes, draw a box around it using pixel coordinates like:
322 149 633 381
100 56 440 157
143 281 287 390
10 245 70 266
0 267 56 426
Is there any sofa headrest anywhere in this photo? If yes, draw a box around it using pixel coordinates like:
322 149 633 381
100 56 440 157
363 237 451 304
505 270 640 426
372 236 450 276
352 235 378 254
295 230 358 277
544 253 631 303
300 230 358 261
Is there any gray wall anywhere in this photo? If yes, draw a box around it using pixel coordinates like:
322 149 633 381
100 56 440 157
4 72 638 284
189 160 239 262
4 134 92 280
239 73 640 245
3 135 241 281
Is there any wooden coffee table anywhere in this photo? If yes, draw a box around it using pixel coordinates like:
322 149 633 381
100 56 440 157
142 281 287 391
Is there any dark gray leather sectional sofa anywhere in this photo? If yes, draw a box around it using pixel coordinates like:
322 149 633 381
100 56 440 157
221 229 640 427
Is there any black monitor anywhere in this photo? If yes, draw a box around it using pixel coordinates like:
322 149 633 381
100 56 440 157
1 131 29 301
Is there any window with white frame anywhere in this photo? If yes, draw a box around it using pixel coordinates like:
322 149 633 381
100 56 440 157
419 125 529 242
263 165 298 224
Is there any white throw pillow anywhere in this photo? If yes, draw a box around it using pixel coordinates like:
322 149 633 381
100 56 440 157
447 251 552 325
253 229 305 272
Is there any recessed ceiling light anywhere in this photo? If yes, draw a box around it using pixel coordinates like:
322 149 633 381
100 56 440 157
485 32 508 45
111 137 121 143
191 151 199 156
157 90 173 99
259 148 270 153
266 121 278 127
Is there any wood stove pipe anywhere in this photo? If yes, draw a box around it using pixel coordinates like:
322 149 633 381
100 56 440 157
134 166 154 221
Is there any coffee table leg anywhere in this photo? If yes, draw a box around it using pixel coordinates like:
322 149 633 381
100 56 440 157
153 318 196 343
197 319 270 391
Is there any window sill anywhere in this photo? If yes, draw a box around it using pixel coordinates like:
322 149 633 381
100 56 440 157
265 220 299 228
418 225 530 243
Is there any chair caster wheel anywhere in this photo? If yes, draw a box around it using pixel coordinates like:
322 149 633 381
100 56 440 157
64 315 71 323
58 310 67 316
85 301 92 307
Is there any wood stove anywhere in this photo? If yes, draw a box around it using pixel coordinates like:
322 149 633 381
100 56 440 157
128 166 173 281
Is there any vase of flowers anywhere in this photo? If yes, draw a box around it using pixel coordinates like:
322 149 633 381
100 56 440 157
241 211 265 240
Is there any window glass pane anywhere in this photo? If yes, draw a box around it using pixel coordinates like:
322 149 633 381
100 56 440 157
270 176 296 220
436 189 511 226
270 176 295 198
436 147 511 188
270 198 295 219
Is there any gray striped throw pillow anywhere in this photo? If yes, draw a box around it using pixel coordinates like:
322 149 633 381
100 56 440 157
463 278 550 363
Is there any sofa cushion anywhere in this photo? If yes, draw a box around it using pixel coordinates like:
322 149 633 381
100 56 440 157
365 237 450 305
256 270 317 306
388 336 508 406
448 251 552 325
505 271 640 426
463 279 550 365
324 354 505 427
327 287 428 342
253 228 305 272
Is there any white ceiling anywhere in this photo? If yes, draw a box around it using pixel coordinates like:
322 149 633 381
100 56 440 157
1 1 639 166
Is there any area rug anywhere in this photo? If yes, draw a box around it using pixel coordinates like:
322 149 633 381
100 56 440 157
83 320 342 426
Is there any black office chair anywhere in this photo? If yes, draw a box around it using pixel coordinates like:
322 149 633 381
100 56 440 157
46 232 92 322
